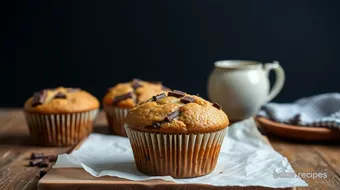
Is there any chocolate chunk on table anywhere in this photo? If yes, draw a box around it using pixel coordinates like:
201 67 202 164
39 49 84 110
112 92 134 105
164 110 180 122
54 92 67 99
47 155 58 162
168 90 185 98
29 159 43 166
212 102 222 110
38 159 49 168
31 153 44 159
31 90 48 107
152 93 166 101
180 96 195 104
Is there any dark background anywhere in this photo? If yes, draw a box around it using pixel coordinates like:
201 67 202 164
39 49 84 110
2 0 340 107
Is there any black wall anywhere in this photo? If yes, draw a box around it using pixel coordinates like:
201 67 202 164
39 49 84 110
2 0 340 107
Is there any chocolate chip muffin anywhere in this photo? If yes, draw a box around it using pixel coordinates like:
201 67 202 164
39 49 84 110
103 79 170 136
124 90 229 178
24 87 99 147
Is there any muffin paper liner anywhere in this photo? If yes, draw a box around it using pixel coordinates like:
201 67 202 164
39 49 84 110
24 109 98 147
104 105 130 136
125 125 227 178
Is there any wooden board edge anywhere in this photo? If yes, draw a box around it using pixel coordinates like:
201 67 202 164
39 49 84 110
38 135 294 190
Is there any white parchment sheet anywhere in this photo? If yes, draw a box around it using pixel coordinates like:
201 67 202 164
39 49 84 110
54 118 307 188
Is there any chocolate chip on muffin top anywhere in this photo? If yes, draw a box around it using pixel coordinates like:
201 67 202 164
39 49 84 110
125 90 229 133
103 79 170 108
24 87 100 114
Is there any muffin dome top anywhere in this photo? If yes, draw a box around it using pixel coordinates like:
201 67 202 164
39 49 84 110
103 79 170 108
24 87 100 114
125 90 229 133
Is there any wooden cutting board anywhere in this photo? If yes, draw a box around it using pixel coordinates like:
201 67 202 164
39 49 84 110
37 136 295 190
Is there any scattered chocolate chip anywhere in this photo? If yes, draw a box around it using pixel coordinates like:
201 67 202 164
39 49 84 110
132 79 143 89
112 92 134 105
164 110 180 122
180 96 195 104
220 172 223 174
212 102 222 110
38 159 49 168
168 90 185 98
31 153 44 159
54 92 66 99
145 155 150 161
39 170 47 178
152 93 166 101
31 90 48 107
67 88 81 93
162 86 171 91
47 155 58 162
29 159 43 166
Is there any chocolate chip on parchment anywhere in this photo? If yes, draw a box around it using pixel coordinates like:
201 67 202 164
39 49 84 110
31 153 45 159
66 88 81 93
31 90 48 107
212 102 222 110
180 96 195 104
112 92 134 105
164 110 180 122
132 79 143 89
38 159 49 168
168 90 185 98
152 93 166 101
54 92 67 99
29 159 43 166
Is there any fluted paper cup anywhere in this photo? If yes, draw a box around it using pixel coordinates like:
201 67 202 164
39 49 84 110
104 105 130 136
24 109 98 147
125 125 227 178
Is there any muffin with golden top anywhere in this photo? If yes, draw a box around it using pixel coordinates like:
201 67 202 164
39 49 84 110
124 90 229 178
24 87 99 146
103 79 170 136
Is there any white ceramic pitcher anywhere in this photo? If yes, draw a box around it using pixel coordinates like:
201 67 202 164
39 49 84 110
208 60 285 121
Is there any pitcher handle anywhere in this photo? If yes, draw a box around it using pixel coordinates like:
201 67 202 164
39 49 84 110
264 61 285 103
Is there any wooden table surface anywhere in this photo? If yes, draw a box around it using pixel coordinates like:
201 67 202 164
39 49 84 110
0 109 339 190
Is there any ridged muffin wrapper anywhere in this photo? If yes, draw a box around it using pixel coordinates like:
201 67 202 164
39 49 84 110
104 105 130 136
24 109 99 147
125 125 227 178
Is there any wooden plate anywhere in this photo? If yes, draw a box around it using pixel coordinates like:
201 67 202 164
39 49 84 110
256 117 340 141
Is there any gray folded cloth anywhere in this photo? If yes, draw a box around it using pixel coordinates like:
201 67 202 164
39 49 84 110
257 93 340 130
